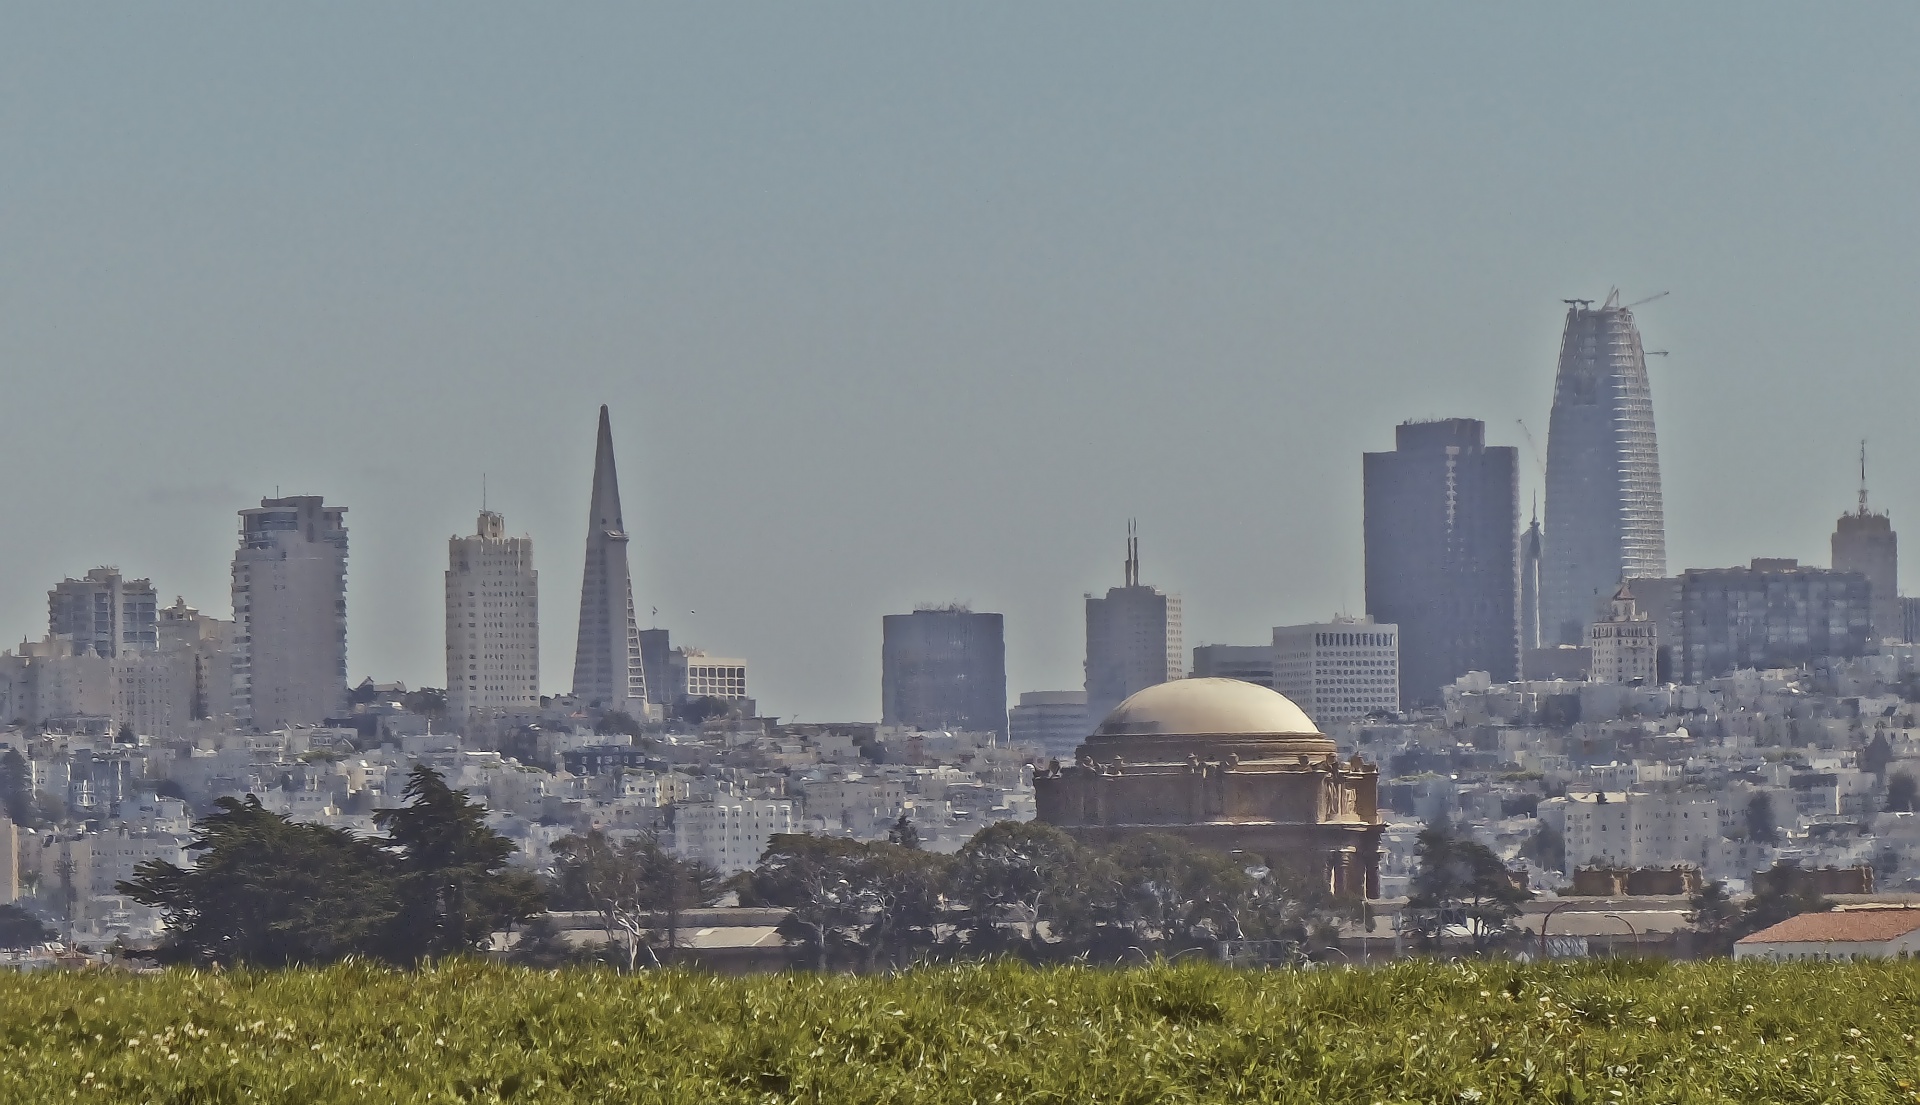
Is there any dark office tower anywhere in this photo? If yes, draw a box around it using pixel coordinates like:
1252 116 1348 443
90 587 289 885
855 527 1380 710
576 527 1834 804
1363 419 1519 706
881 606 1008 737
1083 524 1183 728
571 406 648 715
1675 559 1871 683
1520 504 1544 655
1832 443 1900 642
1542 292 1667 644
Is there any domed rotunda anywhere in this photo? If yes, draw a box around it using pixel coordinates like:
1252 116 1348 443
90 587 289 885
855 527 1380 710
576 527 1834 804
1034 678 1383 897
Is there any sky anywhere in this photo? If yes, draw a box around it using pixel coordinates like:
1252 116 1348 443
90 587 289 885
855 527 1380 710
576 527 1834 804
2 6 1918 721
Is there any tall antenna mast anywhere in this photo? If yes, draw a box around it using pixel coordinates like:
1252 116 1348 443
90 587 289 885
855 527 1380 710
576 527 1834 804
1124 519 1139 587
1859 440 1870 516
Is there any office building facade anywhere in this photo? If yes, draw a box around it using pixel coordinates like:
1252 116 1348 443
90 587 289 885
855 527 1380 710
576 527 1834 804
1083 526 1183 729
1189 644 1275 688
1271 619 1400 725
1675 559 1872 684
232 496 349 729
1832 457 1899 642
881 606 1007 736
1363 418 1518 706
447 510 540 723
1542 293 1667 645
1008 690 1089 761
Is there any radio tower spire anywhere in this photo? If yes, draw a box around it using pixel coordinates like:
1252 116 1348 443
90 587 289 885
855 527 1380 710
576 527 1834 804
1859 439 1870 516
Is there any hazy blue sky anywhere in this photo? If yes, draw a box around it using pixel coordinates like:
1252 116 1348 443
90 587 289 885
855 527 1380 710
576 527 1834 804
3 6 1916 720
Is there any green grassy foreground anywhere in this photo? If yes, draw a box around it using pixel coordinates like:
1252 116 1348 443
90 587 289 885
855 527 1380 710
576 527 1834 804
2 960 1918 1103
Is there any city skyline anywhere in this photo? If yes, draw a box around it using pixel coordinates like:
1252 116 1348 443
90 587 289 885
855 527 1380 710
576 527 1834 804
6 8 1920 720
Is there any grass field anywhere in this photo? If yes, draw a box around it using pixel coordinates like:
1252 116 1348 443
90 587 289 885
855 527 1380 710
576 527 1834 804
1 958 1918 1103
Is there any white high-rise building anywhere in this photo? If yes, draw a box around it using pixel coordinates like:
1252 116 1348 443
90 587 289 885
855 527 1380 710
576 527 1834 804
447 511 540 724
232 496 348 730
1271 618 1400 726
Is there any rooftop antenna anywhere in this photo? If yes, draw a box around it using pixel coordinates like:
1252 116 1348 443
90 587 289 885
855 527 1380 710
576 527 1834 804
1124 519 1139 587
482 472 488 513
1859 439 1870 516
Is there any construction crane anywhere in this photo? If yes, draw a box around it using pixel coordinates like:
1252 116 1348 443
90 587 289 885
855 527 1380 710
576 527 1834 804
1516 420 1546 478
1625 290 1669 310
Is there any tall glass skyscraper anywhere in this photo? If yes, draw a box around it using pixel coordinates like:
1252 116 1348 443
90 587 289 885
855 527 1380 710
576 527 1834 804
1542 293 1667 645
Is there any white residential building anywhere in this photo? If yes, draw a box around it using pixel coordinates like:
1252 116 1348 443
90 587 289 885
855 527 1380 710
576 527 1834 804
672 797 794 875
1271 618 1400 726
446 511 540 724
1588 583 1659 685
1546 790 1718 874
232 496 349 729
47 568 158 658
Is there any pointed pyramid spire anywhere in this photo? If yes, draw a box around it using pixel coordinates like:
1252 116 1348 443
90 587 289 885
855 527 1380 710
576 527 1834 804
572 405 648 714
590 405 625 535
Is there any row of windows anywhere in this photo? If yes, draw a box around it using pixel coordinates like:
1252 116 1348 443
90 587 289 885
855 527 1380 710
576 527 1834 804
1314 632 1394 647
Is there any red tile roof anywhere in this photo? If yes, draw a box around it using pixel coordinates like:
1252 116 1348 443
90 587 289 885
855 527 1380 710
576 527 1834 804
1737 910 1920 945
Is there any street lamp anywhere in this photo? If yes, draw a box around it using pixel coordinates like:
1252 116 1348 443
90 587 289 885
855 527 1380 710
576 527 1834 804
1602 913 1640 956
1539 901 1574 960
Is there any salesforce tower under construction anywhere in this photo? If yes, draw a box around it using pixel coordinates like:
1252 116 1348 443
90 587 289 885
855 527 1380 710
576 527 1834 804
1541 292 1667 646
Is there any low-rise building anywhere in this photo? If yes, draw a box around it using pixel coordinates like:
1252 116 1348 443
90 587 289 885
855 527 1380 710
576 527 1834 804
1735 909 1920 961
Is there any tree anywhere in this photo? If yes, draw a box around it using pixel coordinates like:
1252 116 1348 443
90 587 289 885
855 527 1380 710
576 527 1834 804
735 834 872 970
506 914 585 968
1686 880 1742 956
0 904 53 949
596 711 645 737
1519 822 1565 872
401 687 447 718
551 830 724 969
0 750 31 826
1405 819 1532 952
1746 793 1779 844
32 790 65 828
119 796 404 966
949 821 1091 959
375 766 545 961
1097 833 1263 958
848 843 948 969
886 813 920 850
1889 772 1919 814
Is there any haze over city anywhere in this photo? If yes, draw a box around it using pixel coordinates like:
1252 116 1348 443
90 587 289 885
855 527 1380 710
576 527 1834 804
5 6 1917 720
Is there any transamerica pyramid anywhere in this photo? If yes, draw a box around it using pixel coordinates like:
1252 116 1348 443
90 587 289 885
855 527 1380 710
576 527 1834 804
571 405 648 714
